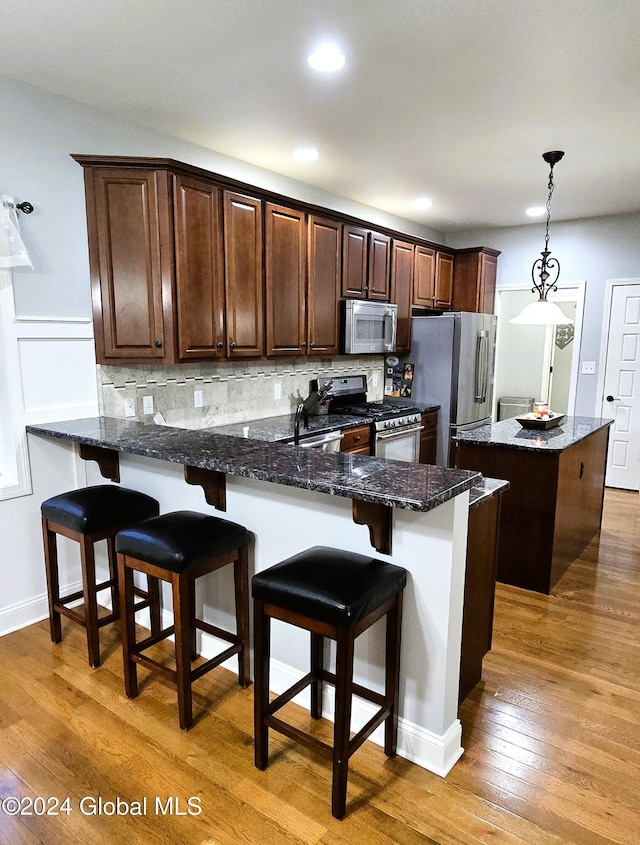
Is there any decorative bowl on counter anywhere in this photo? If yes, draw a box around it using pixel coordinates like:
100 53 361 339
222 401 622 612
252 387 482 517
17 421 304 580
515 412 565 430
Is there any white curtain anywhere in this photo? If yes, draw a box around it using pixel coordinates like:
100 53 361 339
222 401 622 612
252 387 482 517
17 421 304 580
0 196 32 268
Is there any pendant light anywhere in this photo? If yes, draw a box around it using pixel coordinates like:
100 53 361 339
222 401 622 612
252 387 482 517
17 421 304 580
511 151 574 326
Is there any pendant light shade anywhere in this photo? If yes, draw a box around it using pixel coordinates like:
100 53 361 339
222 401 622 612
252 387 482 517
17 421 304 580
511 151 574 326
510 298 573 326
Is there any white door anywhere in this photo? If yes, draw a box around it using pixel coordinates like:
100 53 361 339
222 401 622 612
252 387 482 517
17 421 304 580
600 283 640 490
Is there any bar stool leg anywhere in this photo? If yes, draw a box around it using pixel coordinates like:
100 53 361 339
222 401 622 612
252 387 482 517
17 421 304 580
385 592 403 757
188 579 198 660
310 632 324 719
173 572 193 730
234 545 251 687
80 534 101 668
253 599 270 769
332 628 355 820
118 556 139 699
147 576 162 635
106 536 120 622
41 518 62 645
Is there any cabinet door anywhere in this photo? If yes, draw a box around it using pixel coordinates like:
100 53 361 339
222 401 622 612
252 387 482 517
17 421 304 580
390 240 414 353
341 225 368 298
419 410 438 464
89 168 172 361
341 425 371 454
174 175 224 360
223 191 264 358
413 245 435 307
435 251 454 309
478 252 498 314
265 203 306 356
368 231 391 300
307 216 341 356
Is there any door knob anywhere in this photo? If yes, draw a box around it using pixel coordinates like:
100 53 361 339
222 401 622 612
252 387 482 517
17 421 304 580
605 395 620 402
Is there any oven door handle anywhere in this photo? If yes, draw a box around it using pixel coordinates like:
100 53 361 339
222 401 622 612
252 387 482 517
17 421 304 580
376 424 424 442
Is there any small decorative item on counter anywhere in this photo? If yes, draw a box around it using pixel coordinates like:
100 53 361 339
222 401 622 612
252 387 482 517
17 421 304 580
515 405 565 430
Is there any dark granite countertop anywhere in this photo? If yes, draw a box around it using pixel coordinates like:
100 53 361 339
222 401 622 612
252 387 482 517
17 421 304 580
468 477 509 509
206 398 440 443
26 417 479 513
205 412 368 443
456 415 613 453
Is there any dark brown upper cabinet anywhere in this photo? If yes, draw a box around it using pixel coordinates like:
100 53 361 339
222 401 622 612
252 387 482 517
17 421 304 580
307 215 342 356
84 167 176 362
265 203 306 356
413 246 454 310
435 251 454 309
174 175 225 360
452 247 501 314
413 245 435 308
390 239 414 354
341 225 390 301
223 191 264 358
74 155 499 364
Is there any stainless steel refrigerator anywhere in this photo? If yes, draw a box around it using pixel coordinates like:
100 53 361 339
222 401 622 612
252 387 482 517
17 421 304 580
400 312 497 466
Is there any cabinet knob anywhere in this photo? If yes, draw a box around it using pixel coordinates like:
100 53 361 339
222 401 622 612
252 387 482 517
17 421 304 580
310 341 315 348
230 342 237 350
155 340 163 348
216 341 224 349
301 341 307 348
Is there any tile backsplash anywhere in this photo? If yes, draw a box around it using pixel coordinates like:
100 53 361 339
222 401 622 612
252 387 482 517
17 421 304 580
99 357 385 428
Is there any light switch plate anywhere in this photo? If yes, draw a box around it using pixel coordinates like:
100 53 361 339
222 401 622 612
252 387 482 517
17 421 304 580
581 361 596 375
194 390 203 408
274 382 282 400
142 395 154 415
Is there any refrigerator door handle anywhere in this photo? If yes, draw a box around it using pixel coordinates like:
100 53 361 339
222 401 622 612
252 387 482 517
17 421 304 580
475 330 488 402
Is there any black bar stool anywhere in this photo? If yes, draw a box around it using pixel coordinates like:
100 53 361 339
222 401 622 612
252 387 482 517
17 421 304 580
41 484 161 668
252 545 407 820
115 511 251 730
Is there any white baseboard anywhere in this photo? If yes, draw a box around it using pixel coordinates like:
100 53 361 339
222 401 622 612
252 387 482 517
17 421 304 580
199 629 464 777
0 579 83 637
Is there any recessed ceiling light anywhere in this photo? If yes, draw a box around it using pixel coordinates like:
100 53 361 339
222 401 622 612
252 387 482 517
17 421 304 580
293 147 319 162
307 43 345 72
526 206 546 217
413 197 434 210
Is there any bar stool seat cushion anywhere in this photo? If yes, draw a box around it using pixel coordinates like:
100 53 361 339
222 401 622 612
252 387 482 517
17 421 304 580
252 545 407 627
115 511 249 573
41 485 159 534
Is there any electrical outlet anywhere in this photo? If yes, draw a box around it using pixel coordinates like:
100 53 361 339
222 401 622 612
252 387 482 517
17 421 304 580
274 382 282 400
581 361 596 375
194 390 203 408
371 372 379 387
142 395 154 415
124 398 135 417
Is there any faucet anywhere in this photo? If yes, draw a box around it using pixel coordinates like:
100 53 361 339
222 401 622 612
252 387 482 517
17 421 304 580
293 379 334 445
293 403 309 445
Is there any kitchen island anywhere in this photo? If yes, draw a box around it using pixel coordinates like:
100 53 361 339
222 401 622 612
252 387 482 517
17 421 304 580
27 416 480 777
456 415 612 594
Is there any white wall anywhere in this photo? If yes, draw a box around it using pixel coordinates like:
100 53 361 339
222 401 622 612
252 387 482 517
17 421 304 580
447 213 640 416
0 73 442 633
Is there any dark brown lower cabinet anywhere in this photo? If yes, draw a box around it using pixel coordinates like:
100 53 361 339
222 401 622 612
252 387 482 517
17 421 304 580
456 426 609 594
459 493 501 703
419 411 438 464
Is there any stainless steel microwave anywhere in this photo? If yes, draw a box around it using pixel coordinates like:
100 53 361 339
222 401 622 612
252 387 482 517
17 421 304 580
342 300 398 354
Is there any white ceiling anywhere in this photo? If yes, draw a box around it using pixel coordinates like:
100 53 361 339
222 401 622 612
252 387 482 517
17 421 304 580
2 0 639 232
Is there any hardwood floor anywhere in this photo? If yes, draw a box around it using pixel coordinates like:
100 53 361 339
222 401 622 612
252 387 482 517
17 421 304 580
1 488 638 843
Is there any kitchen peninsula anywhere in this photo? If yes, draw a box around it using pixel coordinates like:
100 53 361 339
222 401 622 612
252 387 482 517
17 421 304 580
456 415 612 594
27 416 483 777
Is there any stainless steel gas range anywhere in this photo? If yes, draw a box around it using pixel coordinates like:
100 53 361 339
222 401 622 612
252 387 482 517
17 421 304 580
306 374 423 463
